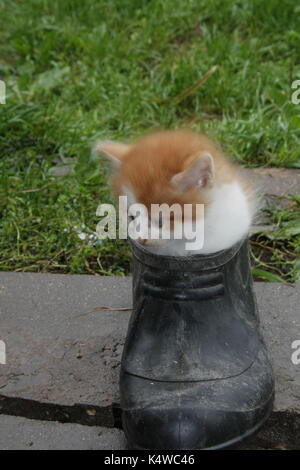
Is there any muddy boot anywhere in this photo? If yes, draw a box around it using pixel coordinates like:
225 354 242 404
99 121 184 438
120 238 274 450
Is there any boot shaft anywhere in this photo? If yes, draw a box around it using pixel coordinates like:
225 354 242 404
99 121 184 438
122 238 261 382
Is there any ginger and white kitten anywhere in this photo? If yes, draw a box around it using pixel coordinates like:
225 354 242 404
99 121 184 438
95 130 255 256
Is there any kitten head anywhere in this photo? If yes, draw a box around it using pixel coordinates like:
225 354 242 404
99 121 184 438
95 130 252 254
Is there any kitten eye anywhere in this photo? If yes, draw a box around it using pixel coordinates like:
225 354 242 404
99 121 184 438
128 214 135 222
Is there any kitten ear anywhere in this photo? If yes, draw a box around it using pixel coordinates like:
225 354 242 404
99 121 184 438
94 140 130 169
171 154 214 192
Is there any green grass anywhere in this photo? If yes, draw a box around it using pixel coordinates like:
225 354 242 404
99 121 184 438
251 195 300 282
0 0 300 278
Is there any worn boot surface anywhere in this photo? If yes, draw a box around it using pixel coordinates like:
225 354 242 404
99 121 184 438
120 239 274 450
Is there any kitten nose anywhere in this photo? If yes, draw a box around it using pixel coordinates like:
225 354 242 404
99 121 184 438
137 237 147 246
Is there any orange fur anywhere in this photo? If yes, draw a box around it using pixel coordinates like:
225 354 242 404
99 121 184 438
110 130 246 217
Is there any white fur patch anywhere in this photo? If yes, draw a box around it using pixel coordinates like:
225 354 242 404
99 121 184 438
193 182 251 254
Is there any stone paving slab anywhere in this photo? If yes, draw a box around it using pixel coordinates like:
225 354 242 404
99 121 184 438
0 273 132 426
0 412 299 450
0 414 126 450
244 168 300 197
0 273 300 424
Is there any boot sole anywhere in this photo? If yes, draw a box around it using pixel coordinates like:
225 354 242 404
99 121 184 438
125 397 273 450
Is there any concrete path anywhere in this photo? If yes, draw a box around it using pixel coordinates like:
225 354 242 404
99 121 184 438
245 168 300 197
0 272 300 449
0 414 126 450
0 412 298 450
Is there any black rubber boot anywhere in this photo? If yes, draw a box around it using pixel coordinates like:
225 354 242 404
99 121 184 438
120 238 274 450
